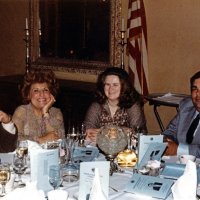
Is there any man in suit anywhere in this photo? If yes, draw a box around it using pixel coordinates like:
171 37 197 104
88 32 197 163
0 110 17 152
163 71 200 157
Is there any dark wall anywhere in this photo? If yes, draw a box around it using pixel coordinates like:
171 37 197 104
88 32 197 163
0 76 95 134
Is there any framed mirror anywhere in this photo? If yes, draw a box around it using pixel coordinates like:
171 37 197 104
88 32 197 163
29 0 122 78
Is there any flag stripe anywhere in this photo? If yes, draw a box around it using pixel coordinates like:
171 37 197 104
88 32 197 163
127 0 149 96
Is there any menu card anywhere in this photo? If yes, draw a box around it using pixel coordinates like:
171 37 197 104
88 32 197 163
125 173 174 199
0 152 15 164
78 161 110 200
30 149 59 194
137 142 167 170
160 163 185 180
73 146 99 163
138 134 164 164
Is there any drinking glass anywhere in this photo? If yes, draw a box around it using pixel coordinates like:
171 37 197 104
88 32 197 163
16 140 28 158
62 133 79 183
59 139 67 166
0 163 11 197
78 123 86 147
48 165 62 190
13 154 27 187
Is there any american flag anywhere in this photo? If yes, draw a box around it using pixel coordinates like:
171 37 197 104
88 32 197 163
127 0 149 96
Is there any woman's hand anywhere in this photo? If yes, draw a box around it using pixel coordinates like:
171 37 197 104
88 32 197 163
37 131 59 144
85 128 100 143
0 110 11 124
42 94 56 116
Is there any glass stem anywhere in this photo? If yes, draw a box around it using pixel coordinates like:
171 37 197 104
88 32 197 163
18 174 22 183
0 184 6 197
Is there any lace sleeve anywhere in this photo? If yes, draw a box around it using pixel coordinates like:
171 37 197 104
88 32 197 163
49 108 65 138
127 102 148 134
12 106 27 140
84 102 101 129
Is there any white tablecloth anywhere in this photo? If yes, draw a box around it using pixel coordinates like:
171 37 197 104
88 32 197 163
1 155 198 200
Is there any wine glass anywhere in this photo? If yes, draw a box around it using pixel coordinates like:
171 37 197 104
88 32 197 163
62 132 79 183
59 139 67 167
78 123 86 147
0 163 11 197
48 165 62 190
16 140 28 158
13 154 27 187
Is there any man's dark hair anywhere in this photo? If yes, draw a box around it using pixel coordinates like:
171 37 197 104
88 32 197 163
190 71 200 89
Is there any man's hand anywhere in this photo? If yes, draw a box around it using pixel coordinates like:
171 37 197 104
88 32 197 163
164 138 178 156
0 110 11 124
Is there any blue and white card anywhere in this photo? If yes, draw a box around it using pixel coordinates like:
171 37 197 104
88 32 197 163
138 134 164 164
73 146 99 163
137 142 167 170
160 163 185 180
30 149 59 194
0 152 15 164
125 173 174 199
78 161 110 200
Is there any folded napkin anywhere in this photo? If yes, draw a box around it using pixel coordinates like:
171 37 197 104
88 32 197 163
47 189 68 200
89 168 107 200
171 160 197 200
2 181 46 200
27 140 42 151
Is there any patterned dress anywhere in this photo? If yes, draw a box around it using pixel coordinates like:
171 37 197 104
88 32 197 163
12 103 65 141
84 102 147 133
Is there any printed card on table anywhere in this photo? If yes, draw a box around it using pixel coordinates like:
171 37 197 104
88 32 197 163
30 148 59 194
0 152 15 164
78 161 110 200
138 134 164 164
125 173 174 199
137 142 167 170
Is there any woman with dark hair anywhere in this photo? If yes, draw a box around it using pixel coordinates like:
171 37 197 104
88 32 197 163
12 69 64 144
84 67 147 143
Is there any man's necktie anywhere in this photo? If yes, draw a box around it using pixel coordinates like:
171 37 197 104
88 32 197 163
186 113 200 144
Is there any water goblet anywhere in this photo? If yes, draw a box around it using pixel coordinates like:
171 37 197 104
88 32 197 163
62 133 79 183
78 123 86 147
48 165 62 190
16 140 28 158
13 154 27 187
59 139 67 166
0 163 11 197
16 140 29 172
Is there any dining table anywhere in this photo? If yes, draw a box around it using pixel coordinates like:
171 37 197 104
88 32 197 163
0 149 199 200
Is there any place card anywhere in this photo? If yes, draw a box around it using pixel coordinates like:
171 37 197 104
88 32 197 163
137 142 167 170
0 152 15 164
73 146 99 163
30 148 59 194
160 163 185 180
78 161 110 200
138 134 164 164
125 173 174 199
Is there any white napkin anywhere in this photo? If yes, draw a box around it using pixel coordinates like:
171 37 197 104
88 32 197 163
89 168 107 200
171 160 197 200
27 140 42 151
47 189 68 200
2 181 46 200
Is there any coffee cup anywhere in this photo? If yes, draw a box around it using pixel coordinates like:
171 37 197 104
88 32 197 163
179 154 196 164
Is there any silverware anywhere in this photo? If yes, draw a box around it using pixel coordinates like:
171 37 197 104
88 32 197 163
109 186 119 192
